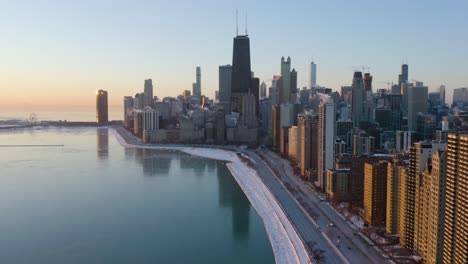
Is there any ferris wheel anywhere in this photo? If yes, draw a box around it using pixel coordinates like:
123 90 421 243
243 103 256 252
29 113 38 125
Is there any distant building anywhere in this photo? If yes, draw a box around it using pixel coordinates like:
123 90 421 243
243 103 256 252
326 169 350 202
386 94 402 130
280 57 291 104
309 60 317 89
142 109 160 143
336 119 353 149
290 68 298 103
439 85 446 105
144 79 153 107
215 109 225 144
260 81 267 98
351 71 365 128
452 87 468 104
219 65 232 113
408 82 428 131
318 98 335 191
353 133 375 156
416 113 436 141
288 126 300 161
272 105 281 152
123 96 133 127
395 130 413 153
193 67 201 98
250 77 260 116
96 89 108 124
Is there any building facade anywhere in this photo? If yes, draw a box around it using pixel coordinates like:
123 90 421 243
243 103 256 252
96 89 108 124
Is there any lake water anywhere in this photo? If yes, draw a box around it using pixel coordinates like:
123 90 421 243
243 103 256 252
0 127 274 264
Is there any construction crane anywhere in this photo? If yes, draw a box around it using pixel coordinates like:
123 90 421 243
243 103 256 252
376 81 394 91
350 65 371 73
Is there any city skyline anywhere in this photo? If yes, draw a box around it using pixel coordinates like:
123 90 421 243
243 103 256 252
2 1 468 109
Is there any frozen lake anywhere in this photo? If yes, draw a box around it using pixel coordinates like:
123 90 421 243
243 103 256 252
0 127 274 264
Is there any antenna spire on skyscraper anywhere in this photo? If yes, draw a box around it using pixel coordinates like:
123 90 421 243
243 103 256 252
236 9 238 36
245 14 248 35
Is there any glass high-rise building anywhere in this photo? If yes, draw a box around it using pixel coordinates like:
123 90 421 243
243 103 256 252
96 89 108 124
144 79 153 108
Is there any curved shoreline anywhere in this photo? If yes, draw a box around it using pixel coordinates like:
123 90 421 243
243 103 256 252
111 128 310 264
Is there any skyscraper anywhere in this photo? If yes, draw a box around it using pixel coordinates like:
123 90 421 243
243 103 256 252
280 57 291 104
414 149 447 264
231 35 251 112
398 63 409 86
386 94 402 130
408 82 428 131
363 73 373 123
250 77 260 116
351 72 365 128
386 157 407 235
260 81 267 98
144 79 153 108
272 105 281 152
309 60 317 89
399 64 409 115
297 113 318 180
96 90 108 124
452 87 468 104
219 65 232 113
290 68 297 103
399 141 446 250
318 97 335 191
443 133 468 263
123 96 133 128
364 161 388 225
193 67 201 98
439 85 446 105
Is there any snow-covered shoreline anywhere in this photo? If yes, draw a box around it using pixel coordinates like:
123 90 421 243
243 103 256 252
111 128 310 264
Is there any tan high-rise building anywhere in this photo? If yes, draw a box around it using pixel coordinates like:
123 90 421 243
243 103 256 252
412 150 447 264
386 157 408 235
442 134 468 264
363 161 388 226
272 105 281 152
399 141 445 250
298 114 319 181
288 126 300 161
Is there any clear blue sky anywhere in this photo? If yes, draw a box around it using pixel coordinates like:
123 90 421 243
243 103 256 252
1 0 467 107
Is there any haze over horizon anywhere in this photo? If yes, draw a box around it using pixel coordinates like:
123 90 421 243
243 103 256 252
2 0 467 108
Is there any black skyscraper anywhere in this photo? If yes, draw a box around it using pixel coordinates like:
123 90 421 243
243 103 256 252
231 35 251 94
398 64 408 85
250 77 259 115
231 35 252 113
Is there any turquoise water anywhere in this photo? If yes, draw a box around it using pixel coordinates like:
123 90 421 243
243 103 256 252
0 128 274 264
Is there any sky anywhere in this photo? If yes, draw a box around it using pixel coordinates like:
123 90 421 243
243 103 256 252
1 0 468 109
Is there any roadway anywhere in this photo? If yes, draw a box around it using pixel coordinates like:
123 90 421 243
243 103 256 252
253 149 390 263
